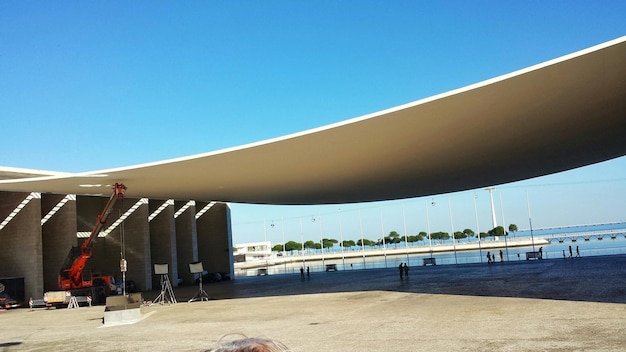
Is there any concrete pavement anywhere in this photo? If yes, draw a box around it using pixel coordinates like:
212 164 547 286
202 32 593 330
1 255 625 351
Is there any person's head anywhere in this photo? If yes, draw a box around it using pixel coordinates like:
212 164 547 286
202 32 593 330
207 334 290 352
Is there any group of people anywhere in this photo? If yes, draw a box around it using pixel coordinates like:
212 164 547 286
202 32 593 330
564 245 581 258
486 250 504 264
398 263 409 278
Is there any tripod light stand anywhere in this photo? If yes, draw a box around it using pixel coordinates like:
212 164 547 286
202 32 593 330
188 262 210 302
152 263 177 305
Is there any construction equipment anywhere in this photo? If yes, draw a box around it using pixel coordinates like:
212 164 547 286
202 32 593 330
56 183 126 302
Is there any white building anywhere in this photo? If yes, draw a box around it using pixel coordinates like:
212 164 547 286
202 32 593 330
233 241 272 262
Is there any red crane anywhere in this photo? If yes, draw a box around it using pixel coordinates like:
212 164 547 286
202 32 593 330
58 183 126 294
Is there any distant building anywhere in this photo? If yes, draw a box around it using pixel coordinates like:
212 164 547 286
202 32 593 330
234 241 272 262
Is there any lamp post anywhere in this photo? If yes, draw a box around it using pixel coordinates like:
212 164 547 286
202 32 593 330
486 187 498 229
402 204 409 265
281 217 287 272
299 217 305 269
270 220 287 273
263 219 269 272
473 193 483 263
338 208 345 269
312 215 324 268
380 209 387 268
359 208 366 268
526 190 536 252
448 198 458 265
425 200 433 258
499 192 509 261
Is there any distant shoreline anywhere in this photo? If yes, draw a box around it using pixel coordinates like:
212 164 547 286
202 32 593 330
235 237 549 270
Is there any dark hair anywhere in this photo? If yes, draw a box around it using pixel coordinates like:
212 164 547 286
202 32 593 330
207 335 290 352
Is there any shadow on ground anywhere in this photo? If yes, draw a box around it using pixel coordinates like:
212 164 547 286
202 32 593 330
150 254 626 305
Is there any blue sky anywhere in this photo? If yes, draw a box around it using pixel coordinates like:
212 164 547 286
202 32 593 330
1 1 625 245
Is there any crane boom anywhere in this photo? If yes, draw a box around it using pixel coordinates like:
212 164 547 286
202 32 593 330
80 183 126 256
58 183 126 291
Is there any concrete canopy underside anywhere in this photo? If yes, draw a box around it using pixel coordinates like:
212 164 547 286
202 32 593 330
1 37 625 204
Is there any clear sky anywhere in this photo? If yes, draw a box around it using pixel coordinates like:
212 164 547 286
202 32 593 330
1 1 625 245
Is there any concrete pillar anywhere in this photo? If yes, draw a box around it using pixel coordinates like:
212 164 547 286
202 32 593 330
174 201 198 285
76 195 116 280
148 199 177 288
84 197 152 291
41 194 77 291
196 202 233 279
0 191 44 301
119 198 151 292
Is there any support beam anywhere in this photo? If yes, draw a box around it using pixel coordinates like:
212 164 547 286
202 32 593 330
175 200 198 285
41 193 77 291
196 202 233 280
148 199 177 288
0 191 44 301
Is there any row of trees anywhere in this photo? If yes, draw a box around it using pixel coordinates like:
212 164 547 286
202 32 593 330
271 224 519 252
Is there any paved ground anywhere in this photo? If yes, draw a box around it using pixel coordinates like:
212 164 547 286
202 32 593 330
2 255 626 351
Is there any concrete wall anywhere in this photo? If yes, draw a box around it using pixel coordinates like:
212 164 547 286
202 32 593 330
41 194 77 291
196 202 233 278
76 195 116 278
0 191 44 301
148 199 177 288
115 198 151 292
174 201 198 285
81 196 152 292
0 192 232 301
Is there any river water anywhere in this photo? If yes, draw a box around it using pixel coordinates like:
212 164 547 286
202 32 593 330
235 222 626 276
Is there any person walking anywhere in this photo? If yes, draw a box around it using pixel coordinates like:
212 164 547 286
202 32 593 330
403 263 409 278
398 263 404 279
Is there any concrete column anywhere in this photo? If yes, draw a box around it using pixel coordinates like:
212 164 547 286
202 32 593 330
148 199 177 288
196 202 233 279
174 201 198 285
84 197 152 291
41 194 77 291
0 191 44 301
76 195 116 279
118 198 151 292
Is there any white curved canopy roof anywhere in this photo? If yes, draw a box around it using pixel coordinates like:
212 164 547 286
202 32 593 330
1 37 625 205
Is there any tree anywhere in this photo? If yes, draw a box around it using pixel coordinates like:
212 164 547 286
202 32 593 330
322 238 338 248
407 234 423 243
304 240 318 252
342 240 356 248
488 226 506 237
430 231 449 243
271 244 283 251
453 231 466 240
284 241 301 251
508 224 518 237
387 231 402 247
463 228 475 240
357 238 375 246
